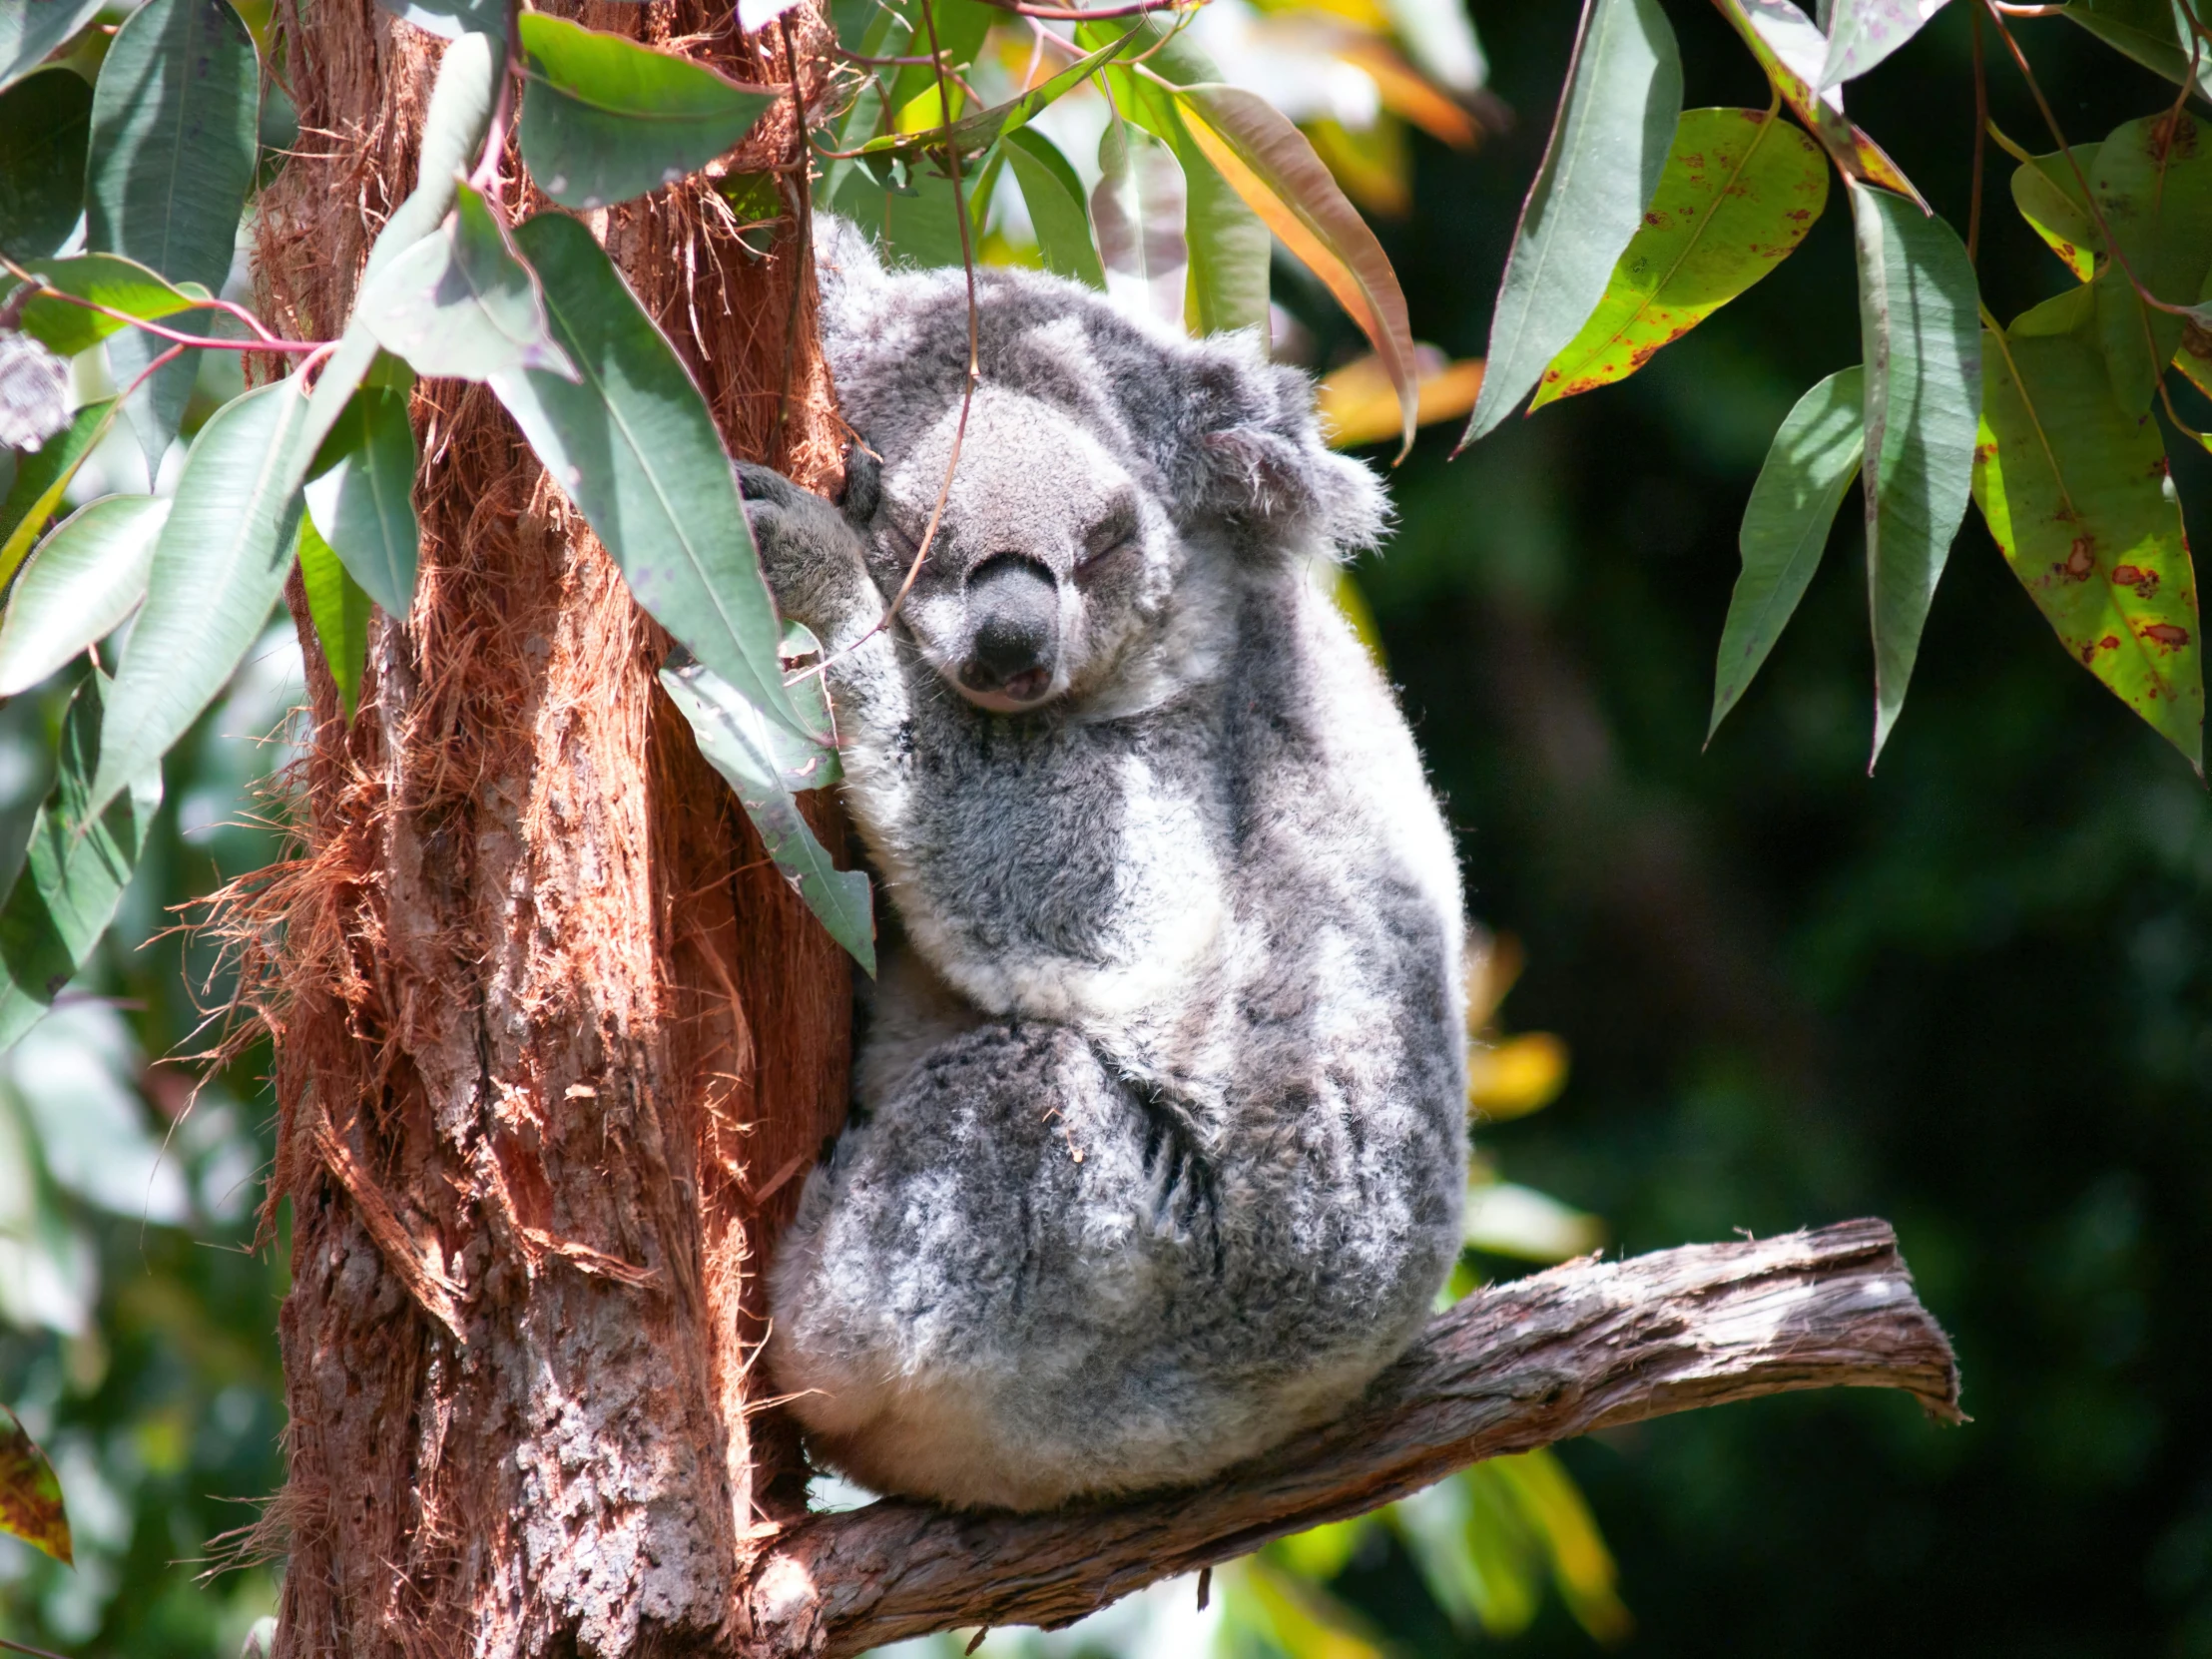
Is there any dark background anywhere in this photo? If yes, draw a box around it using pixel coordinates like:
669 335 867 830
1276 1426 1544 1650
1283 6 2212 1652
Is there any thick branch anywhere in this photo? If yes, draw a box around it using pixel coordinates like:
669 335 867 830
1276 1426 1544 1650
747 1218 1959 1657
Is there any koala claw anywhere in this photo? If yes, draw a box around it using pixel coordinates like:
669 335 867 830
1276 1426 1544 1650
737 462 873 635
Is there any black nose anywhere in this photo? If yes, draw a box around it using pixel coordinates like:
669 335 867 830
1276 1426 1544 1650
962 556 1059 703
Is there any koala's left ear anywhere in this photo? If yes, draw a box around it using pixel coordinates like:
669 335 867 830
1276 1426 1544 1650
1199 422 1388 553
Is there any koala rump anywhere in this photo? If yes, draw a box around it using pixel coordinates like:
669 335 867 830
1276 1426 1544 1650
751 218 1468 1512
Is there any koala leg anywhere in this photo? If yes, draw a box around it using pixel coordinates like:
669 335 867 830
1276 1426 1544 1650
767 1020 1388 1511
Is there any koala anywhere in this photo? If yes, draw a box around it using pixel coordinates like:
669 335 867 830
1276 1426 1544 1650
750 217 1467 1512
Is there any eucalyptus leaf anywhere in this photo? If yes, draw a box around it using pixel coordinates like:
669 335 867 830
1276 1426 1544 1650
1004 128 1105 289
1816 0 1949 90
660 660 874 974
1710 0 1925 204
297 511 370 723
86 374 311 822
303 383 420 619
2011 145 2101 282
0 68 92 259
858 32 1134 165
85 0 260 291
1709 366 1864 739
2088 110 2212 415
0 1393 71 1563
0 494 168 697
1093 121 1188 331
106 321 205 475
518 13 776 211
1850 180 1980 765
357 180 575 381
2061 0 2212 104
0 0 103 92
373 0 510 40
5 253 212 359
0 397 121 590
490 211 806 740
0 671 162 1057
1459 0 1681 447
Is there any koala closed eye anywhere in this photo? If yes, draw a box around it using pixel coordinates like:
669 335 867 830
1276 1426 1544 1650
1077 499 1140 573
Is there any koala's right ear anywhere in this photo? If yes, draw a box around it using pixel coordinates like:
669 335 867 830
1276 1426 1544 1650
1197 421 1389 554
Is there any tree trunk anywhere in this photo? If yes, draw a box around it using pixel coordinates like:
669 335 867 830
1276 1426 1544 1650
249 7 850 1658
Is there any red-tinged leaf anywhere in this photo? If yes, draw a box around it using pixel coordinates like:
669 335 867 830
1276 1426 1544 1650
1532 107 1827 409
1171 81 1419 457
1712 0 1928 209
0 1402 71 1564
1975 298 2203 771
1817 0 1951 90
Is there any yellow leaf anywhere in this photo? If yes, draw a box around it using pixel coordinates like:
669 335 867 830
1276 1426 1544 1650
1317 351 1484 450
1466 1032 1568 1119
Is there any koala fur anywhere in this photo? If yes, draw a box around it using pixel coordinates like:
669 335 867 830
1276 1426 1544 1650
753 218 1467 1512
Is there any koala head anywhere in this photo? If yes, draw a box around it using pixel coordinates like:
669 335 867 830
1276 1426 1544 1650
815 216 1388 716
846 384 1173 713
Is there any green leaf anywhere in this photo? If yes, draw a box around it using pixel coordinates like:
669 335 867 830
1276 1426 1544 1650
1710 0 1927 206
1533 107 1828 410
2178 261 2212 398
356 179 576 381
1004 128 1105 289
1092 119 1188 329
375 0 510 40
86 373 310 821
0 670 162 1055
1849 180 1981 765
0 0 102 92
0 493 168 697
2088 109 2212 415
0 1401 70 1563
1173 82 1422 454
1709 365 1864 739
1817 0 1951 90
302 382 420 618
0 68 92 259
0 396 122 591
858 32 1134 165
828 162 970 270
2061 0 2212 105
4 252 212 358
492 211 807 740
517 14 776 211
2010 144 2102 282
297 510 369 723
1459 0 1681 446
1975 305 2202 770
85 0 261 291
660 660 874 974
106 316 206 474
1087 24 1270 335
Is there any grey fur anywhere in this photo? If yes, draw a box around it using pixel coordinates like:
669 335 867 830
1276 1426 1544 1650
756 219 1467 1512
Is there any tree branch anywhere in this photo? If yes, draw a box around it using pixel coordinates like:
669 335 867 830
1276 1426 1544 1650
747 1218 1959 1657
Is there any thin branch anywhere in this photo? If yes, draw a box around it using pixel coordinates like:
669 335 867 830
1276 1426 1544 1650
0 257 320 353
745 1218 1960 1659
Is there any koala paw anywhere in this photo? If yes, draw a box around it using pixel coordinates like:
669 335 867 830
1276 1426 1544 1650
738 461 873 633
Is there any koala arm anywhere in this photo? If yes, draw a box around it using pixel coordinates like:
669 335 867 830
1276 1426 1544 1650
737 461 886 650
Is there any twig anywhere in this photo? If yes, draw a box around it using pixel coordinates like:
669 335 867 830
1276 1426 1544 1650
0 1635 77 1659
744 1219 1959 1659
773 10 816 462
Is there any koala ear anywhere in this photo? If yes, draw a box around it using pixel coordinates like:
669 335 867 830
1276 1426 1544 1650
1199 424 1388 554
839 439 881 525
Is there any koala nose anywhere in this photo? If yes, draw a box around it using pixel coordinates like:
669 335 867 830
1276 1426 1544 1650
961 555 1059 705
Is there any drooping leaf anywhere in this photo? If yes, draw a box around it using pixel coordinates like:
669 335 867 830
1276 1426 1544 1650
1318 352 1486 449
1533 107 1828 410
2011 144 2102 282
374 0 509 40
2061 0 2212 105
1085 24 1271 335
297 510 370 723
1975 300 2202 770
0 1 103 92
0 670 162 1055
1709 365 1864 738
0 1401 70 1563
0 396 121 590
86 374 310 821
1850 180 1981 765
1817 0 1950 90
1711 0 1926 206
1174 81 1422 455
1092 120 1189 331
0 68 92 259
85 0 260 290
491 211 807 739
302 381 420 619
0 494 168 697
660 660 875 974
858 31 1134 165
4 252 212 359
1458 0 1682 447
1004 128 1105 289
2088 110 2212 415
517 14 776 211
356 179 576 381
107 315 207 474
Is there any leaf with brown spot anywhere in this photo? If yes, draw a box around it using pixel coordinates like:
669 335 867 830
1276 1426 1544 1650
1974 292 2203 771
2089 109 2212 415
1532 107 1827 409
2010 145 2103 283
0 1402 72 1564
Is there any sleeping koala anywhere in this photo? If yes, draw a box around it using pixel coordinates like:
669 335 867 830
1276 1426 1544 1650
751 217 1466 1512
